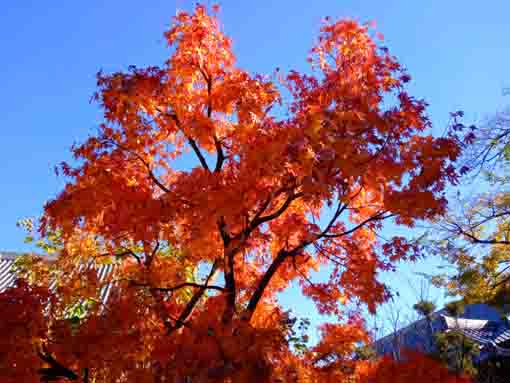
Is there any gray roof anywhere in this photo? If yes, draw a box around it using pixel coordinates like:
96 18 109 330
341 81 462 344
494 329 510 345
0 255 18 291
0 252 117 306
374 304 510 358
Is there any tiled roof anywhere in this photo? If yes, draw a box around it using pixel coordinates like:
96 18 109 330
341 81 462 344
459 328 501 346
0 256 17 292
0 252 117 306
442 315 509 346
374 304 510 358
494 329 510 345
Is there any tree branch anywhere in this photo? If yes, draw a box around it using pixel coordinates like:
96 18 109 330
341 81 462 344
205 70 225 173
492 272 510 288
249 191 304 230
248 186 290 228
104 139 171 194
450 222 510 245
37 344 79 382
213 134 225 173
200 66 223 173
185 133 211 171
131 281 225 293
155 107 211 172
318 211 394 239
94 248 142 267
219 189 303 322
217 217 231 247
222 251 236 323
198 66 213 119
244 199 394 320
244 243 307 320
315 201 349 239
145 241 160 268
168 259 220 333
460 210 510 232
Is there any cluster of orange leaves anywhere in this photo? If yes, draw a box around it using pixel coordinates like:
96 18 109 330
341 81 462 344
0 280 471 382
1 4 471 382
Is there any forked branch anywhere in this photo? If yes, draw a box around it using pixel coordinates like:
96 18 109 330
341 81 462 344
168 259 220 333
244 202 396 320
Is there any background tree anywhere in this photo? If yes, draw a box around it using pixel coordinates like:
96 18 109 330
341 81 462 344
434 329 479 377
1 4 467 382
426 301 480 379
412 299 437 354
429 104 510 312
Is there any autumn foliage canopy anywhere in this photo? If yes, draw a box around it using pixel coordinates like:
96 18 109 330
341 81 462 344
0 5 470 382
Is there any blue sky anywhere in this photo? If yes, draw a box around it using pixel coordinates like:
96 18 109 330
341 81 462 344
1 1 509 340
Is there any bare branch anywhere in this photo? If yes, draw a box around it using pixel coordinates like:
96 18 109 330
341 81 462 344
458 229 510 245
130 281 225 293
318 211 394 239
460 210 510 231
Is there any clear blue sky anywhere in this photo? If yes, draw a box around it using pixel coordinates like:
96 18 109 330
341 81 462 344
1 1 509 339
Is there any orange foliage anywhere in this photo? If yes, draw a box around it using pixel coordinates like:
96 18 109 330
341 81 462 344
1 4 468 382
360 350 473 383
0 280 52 383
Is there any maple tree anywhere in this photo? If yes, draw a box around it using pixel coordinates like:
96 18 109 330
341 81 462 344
0 4 470 382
